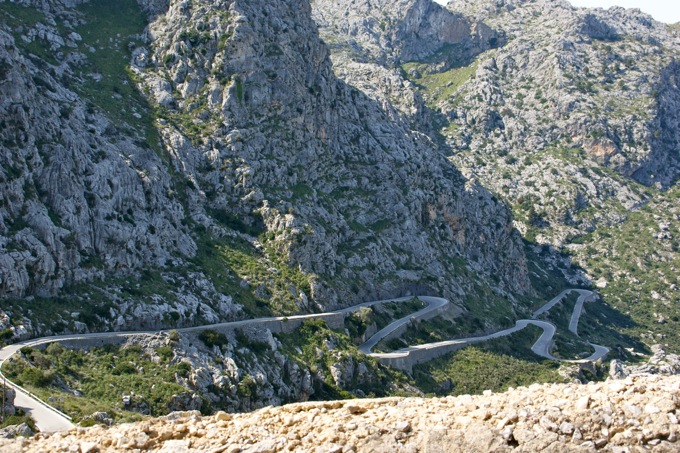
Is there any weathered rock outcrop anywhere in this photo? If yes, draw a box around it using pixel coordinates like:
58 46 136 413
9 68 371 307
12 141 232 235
0 386 16 419
312 0 502 64
311 0 502 131
3 373 680 452
0 423 32 440
612 345 680 378
440 0 680 218
314 0 680 237
0 26 192 297
140 0 531 307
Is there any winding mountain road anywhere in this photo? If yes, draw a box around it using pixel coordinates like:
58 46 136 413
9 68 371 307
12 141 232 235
366 289 609 364
357 296 448 354
0 288 606 433
0 343 75 433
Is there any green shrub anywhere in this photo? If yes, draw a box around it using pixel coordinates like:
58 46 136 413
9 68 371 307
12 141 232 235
198 329 228 348
0 328 13 341
175 362 191 378
413 343 564 396
155 346 174 362
111 362 137 375
237 375 257 399
167 330 180 343
78 418 98 428
19 367 54 387
298 319 326 337
122 345 143 356
0 409 36 431
45 343 65 356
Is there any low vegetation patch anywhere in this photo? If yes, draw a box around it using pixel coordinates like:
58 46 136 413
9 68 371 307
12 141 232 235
198 329 228 349
276 319 416 400
574 186 680 353
0 408 36 432
191 232 313 317
402 61 478 108
374 313 482 353
413 326 566 396
1 343 190 423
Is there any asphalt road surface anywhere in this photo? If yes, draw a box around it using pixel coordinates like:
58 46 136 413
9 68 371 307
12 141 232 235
366 289 609 364
0 289 607 432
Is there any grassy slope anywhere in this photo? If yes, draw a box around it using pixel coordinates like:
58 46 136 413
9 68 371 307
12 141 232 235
2 343 189 423
276 319 416 400
576 187 680 351
412 325 565 396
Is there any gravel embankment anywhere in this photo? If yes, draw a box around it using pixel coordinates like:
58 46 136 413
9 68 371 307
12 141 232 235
2 374 679 452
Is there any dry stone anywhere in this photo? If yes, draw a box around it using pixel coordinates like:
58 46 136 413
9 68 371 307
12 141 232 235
2 374 679 452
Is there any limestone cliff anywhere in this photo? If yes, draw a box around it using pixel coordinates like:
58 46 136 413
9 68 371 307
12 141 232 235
311 0 680 350
0 0 531 338
444 0 680 189
311 0 502 64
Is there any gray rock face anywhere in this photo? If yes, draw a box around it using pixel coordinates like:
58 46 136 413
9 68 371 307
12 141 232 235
311 0 502 134
635 60 680 186
615 345 680 377
580 13 620 41
143 0 531 308
443 0 680 189
0 387 16 419
317 0 679 249
0 0 531 336
162 321 414 413
311 0 680 348
0 422 33 439
312 0 502 65
0 27 192 299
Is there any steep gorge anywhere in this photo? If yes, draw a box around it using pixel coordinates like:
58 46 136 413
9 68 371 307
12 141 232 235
1 0 680 435
311 0 680 351
0 0 531 342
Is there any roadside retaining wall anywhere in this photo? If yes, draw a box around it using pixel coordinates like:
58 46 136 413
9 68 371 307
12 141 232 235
33 334 156 351
28 313 348 352
203 312 347 335
373 341 469 373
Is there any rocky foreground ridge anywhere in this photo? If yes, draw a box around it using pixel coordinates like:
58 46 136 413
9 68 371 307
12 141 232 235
2 373 680 452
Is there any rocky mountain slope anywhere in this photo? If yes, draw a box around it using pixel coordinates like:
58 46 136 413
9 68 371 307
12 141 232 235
438 0 680 351
438 0 680 350
0 0 533 341
2 0 680 429
311 0 503 135
442 0 680 224
3 373 680 452
0 0 551 417
311 0 680 351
